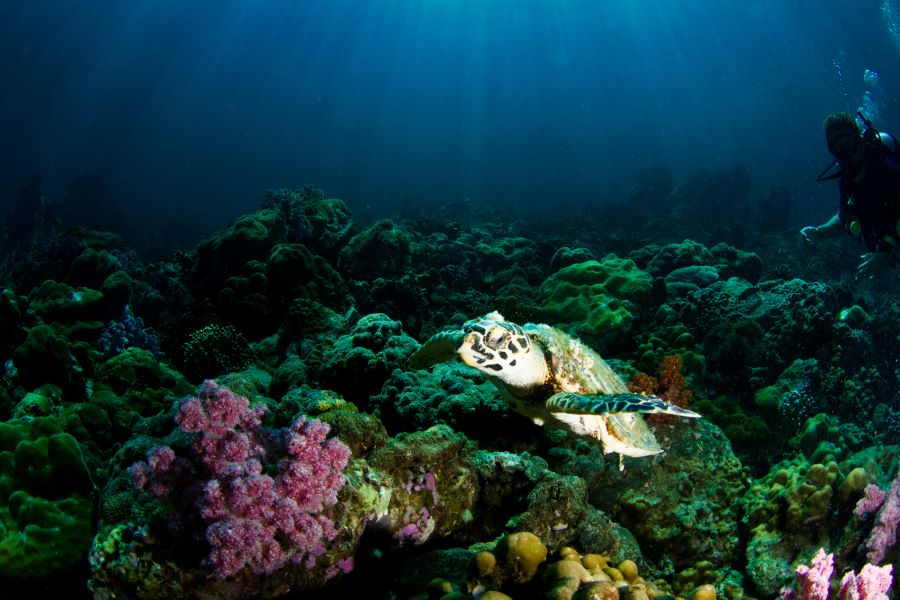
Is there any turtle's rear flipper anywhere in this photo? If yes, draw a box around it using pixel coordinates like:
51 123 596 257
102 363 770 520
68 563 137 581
547 392 701 418
409 331 466 370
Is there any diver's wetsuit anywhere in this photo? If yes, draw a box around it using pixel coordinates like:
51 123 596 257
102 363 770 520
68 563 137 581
837 136 900 259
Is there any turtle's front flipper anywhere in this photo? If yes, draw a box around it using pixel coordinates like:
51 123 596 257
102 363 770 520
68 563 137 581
547 392 701 418
409 330 466 370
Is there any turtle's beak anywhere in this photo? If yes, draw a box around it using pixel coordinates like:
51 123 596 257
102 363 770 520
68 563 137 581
457 331 492 367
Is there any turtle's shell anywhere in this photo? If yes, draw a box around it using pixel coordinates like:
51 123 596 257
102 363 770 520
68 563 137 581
525 323 629 396
525 322 664 457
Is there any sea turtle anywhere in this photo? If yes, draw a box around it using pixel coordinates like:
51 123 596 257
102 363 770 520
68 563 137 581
409 311 700 461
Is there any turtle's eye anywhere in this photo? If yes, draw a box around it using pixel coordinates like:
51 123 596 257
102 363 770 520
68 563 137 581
483 326 510 351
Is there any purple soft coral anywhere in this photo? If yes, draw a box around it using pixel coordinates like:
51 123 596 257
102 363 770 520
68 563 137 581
839 564 893 600
855 484 887 517
864 471 900 565
132 380 351 578
782 548 834 600
781 548 893 600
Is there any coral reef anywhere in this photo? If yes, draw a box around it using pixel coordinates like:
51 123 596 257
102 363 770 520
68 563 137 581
0 182 897 600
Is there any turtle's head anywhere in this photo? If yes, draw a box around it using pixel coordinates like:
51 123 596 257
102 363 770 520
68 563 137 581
456 312 548 390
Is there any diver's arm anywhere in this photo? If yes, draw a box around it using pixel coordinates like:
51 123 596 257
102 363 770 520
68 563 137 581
801 213 843 242
814 213 845 238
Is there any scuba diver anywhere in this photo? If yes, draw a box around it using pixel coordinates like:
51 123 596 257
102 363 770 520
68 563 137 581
801 111 900 277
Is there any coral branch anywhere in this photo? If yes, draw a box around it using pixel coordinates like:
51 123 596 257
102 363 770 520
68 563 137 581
132 380 350 578
781 548 893 600
629 354 693 424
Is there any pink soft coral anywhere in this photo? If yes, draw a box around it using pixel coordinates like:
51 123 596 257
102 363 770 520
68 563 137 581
855 484 886 517
781 548 893 600
132 380 351 578
864 472 900 565
782 548 834 600
839 564 893 600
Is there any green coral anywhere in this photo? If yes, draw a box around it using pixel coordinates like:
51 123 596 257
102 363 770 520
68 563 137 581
279 297 343 339
549 246 596 272
663 265 720 298
88 524 184 599
693 395 771 459
634 321 706 386
27 279 108 324
744 458 839 533
638 239 762 284
372 361 508 437
0 288 26 363
289 192 354 256
0 416 94 581
12 323 82 390
701 317 769 395
611 420 747 570
12 388 57 419
267 243 345 307
538 257 654 350
338 219 414 281
753 358 822 433
792 413 860 463
494 531 548 584
825 363 880 423
672 560 721 598
643 239 716 277
195 212 276 272
217 259 272 338
474 234 538 272
739 413 870 597
319 313 419 405
95 347 183 395
66 248 123 290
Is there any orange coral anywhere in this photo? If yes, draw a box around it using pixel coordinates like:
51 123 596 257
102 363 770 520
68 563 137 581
629 354 692 424
657 354 692 408
629 372 658 396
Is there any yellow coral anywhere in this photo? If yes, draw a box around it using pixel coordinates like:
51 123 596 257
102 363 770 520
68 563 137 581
673 561 718 597
545 559 592 583
497 531 548 583
582 553 610 572
806 463 828 487
748 458 842 532
686 583 717 600
618 559 639 583
839 467 868 503
480 592 513 600
545 559 592 600
577 580 621 599
313 391 357 413
426 577 454 600
560 546 582 562
472 550 497 577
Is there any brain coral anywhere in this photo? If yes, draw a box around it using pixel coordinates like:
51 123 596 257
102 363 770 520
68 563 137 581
372 361 509 437
740 453 841 596
338 219 415 281
0 416 94 582
537 257 655 352
319 313 419 406
605 420 747 571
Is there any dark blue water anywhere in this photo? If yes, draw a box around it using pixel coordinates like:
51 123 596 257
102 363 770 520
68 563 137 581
1 0 898 243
